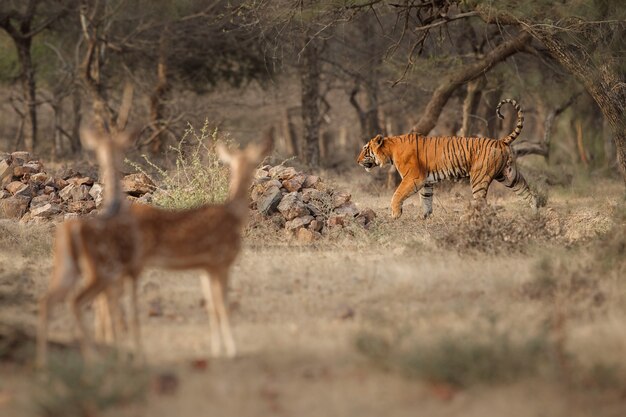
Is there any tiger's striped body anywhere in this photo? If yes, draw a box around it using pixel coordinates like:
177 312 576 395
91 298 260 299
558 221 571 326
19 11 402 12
357 99 537 219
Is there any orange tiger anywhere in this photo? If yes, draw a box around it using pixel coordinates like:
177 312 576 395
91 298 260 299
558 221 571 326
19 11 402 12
356 99 537 219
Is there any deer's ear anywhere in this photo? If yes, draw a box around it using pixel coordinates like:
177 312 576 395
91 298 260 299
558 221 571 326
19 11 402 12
216 143 233 164
80 127 102 150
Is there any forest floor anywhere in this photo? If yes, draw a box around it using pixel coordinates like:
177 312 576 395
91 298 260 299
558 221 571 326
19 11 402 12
1 165 625 417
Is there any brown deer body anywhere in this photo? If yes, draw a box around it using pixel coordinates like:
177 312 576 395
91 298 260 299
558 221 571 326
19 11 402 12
37 137 270 366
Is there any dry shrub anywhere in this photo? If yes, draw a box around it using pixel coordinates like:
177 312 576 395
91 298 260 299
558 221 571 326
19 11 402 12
435 204 555 254
36 352 148 417
355 326 553 388
0 219 55 257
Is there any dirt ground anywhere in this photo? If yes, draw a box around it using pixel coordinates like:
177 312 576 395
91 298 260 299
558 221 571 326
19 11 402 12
1 167 625 417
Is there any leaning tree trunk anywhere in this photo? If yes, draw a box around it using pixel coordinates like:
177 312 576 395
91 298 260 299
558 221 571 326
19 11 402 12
15 37 37 153
411 31 530 135
299 36 321 166
532 31 626 188
148 27 170 154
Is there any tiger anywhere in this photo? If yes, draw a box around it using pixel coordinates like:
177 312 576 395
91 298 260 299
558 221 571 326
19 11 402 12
356 99 537 219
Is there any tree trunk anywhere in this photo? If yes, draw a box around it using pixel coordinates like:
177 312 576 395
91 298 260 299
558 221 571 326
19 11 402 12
70 87 82 153
533 31 626 186
299 37 321 166
15 38 37 153
411 31 530 135
460 77 484 136
149 28 170 154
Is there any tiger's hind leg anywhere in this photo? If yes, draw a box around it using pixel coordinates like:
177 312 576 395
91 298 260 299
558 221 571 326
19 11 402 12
419 184 434 218
497 163 538 211
469 173 494 209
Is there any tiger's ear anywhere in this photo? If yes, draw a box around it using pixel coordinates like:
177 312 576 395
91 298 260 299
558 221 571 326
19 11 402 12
374 134 384 146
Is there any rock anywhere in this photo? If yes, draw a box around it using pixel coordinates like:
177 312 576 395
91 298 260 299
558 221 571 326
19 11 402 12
0 159 11 183
5 181 25 195
251 179 281 202
277 192 309 220
136 192 153 205
70 184 91 201
67 200 96 213
13 163 40 177
30 203 62 218
29 172 50 186
268 165 297 180
30 194 52 209
356 208 377 225
68 176 94 186
43 186 55 195
10 152 30 166
6 182 34 198
122 173 155 196
302 175 320 188
334 202 359 217
309 219 323 232
47 177 68 190
58 167 78 180
254 168 269 180
64 213 80 221
0 195 30 219
58 184 76 201
256 185 282 214
332 190 351 208
269 212 286 229
0 190 9 199
297 227 321 243
282 174 306 192
285 215 314 230
327 215 345 228
301 188 328 204
89 183 104 206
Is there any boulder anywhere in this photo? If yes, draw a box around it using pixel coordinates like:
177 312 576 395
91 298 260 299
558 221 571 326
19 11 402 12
297 227 321 243
0 159 11 183
327 215 345 228
334 202 359 217
332 190 351 208
285 215 314 230
256 185 282 214
5 181 26 195
282 173 306 193
67 200 97 213
277 192 309 220
70 184 91 201
309 219 323 232
29 172 50 186
302 175 320 188
122 173 155 196
6 182 34 198
58 184 76 201
254 168 269 180
89 183 104 206
268 165 297 180
68 176 95 186
0 190 9 199
10 151 30 166
30 194 52 209
356 208 377 225
30 203 62 218
13 163 40 177
0 195 30 219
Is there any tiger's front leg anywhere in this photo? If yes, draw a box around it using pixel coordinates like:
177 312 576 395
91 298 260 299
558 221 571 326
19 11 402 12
391 177 423 219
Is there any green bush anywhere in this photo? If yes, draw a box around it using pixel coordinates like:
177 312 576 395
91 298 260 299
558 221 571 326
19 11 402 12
129 121 230 210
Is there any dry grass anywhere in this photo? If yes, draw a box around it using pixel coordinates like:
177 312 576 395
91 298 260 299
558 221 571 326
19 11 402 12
0 171 625 417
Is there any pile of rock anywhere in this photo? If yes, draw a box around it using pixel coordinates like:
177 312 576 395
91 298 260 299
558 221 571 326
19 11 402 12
250 164 376 242
0 151 154 222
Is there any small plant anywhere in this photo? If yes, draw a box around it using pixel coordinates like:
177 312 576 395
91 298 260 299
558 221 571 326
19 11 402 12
35 352 148 417
128 120 230 210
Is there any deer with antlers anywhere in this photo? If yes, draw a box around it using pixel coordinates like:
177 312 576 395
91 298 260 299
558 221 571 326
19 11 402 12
37 128 271 366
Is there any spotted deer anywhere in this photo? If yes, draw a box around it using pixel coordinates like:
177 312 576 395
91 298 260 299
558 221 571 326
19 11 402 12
37 135 272 366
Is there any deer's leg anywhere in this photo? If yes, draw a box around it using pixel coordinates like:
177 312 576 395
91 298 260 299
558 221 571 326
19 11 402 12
71 278 109 359
212 268 236 358
390 176 424 219
37 229 80 368
128 277 144 362
200 271 222 356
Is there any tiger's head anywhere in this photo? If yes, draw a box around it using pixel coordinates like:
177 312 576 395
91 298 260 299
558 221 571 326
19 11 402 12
356 134 390 172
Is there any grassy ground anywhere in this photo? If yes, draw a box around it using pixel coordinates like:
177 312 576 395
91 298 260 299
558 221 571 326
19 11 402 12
0 167 625 417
